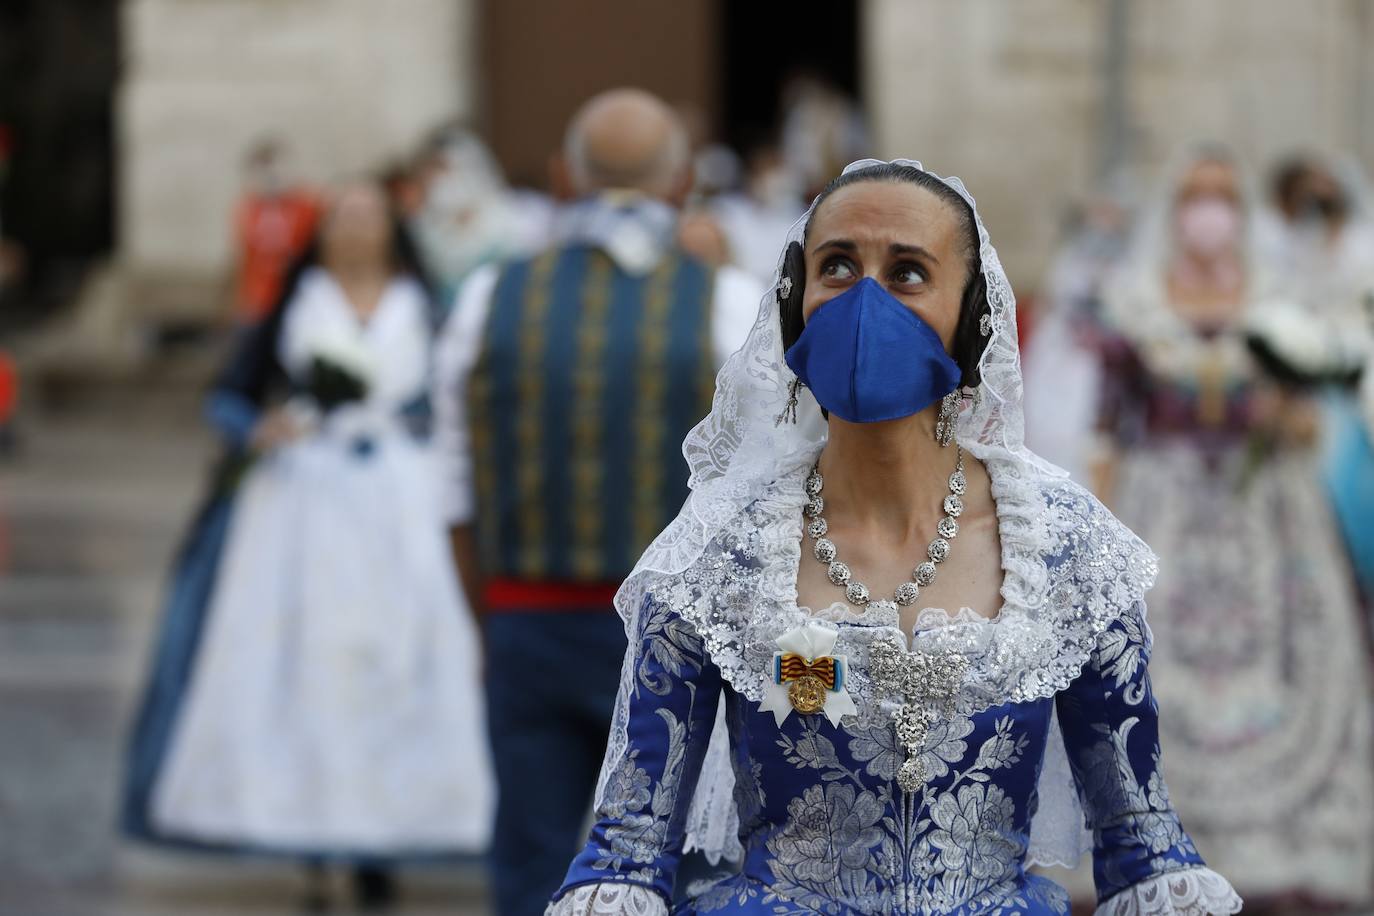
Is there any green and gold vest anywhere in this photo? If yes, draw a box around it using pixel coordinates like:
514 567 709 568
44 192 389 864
467 245 717 582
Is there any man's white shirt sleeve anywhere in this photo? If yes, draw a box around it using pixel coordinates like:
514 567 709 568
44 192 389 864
710 265 765 367
432 264 499 527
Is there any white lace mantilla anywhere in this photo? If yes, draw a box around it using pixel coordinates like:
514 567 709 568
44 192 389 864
658 449 1156 725
1095 866 1243 916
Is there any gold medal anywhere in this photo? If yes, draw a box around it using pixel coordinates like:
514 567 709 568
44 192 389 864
787 674 827 715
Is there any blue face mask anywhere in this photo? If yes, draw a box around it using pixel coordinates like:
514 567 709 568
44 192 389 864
783 277 961 424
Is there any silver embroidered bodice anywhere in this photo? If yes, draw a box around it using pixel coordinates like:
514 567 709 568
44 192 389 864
549 462 1242 915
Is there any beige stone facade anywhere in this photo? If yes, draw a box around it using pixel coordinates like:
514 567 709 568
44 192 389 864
115 0 1374 301
118 0 475 281
865 0 1374 286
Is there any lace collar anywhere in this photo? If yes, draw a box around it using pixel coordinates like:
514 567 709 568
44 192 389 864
802 598 997 633
663 447 1157 724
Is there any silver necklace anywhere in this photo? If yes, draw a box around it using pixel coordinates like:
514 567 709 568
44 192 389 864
803 446 966 610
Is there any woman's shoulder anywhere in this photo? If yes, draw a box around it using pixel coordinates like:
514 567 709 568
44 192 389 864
1035 472 1157 607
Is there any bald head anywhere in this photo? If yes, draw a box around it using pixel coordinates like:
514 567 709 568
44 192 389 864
563 88 690 201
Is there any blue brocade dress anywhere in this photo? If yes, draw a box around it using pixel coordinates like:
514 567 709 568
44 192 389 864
550 460 1241 916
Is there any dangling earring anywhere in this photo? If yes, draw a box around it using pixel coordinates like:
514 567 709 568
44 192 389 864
775 377 802 427
935 391 958 447
777 276 793 302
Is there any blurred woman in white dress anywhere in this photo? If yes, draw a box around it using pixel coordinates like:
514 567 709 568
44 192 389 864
124 179 492 909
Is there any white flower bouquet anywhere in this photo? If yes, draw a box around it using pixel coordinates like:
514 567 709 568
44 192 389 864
1244 299 1364 389
304 330 375 412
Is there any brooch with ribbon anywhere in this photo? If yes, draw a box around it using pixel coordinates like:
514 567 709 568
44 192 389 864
760 621 858 727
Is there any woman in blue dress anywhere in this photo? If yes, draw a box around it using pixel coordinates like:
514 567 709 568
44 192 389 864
547 161 1241 915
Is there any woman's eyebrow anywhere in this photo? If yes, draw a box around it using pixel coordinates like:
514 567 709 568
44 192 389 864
813 238 858 255
812 238 940 266
890 243 939 265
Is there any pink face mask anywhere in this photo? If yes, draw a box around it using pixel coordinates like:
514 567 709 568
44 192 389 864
1175 197 1242 257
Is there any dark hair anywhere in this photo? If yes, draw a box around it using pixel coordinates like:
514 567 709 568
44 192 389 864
1270 157 1311 212
778 163 989 388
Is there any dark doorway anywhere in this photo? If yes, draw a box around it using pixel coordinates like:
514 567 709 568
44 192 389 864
0 0 119 323
718 0 862 161
479 0 720 190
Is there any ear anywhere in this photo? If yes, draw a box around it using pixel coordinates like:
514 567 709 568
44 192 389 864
666 165 695 208
548 154 576 201
778 241 807 350
950 266 990 388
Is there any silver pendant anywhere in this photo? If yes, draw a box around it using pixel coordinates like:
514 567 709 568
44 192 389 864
870 640 968 792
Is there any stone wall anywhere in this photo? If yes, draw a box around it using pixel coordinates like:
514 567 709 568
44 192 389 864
864 0 1374 287
114 0 1374 300
118 0 474 285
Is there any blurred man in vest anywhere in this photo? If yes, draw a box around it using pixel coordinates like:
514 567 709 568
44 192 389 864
432 88 760 915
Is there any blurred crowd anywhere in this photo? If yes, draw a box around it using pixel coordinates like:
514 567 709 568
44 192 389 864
47 73 1374 915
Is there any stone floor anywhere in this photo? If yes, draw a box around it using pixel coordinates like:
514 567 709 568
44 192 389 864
0 406 490 916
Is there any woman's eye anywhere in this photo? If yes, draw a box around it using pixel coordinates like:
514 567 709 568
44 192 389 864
820 258 856 281
890 263 926 286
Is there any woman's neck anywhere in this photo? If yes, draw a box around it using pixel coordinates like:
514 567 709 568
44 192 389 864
325 259 391 318
1168 250 1244 297
327 258 389 288
817 408 960 541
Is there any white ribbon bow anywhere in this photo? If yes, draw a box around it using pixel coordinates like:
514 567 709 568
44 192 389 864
759 620 859 727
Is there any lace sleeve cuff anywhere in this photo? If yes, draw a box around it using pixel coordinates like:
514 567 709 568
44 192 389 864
545 883 669 916
1095 866 1242 916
